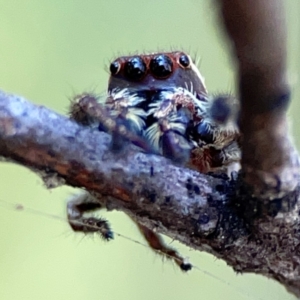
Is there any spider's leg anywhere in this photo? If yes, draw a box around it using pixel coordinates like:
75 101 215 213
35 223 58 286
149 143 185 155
191 94 241 173
69 92 154 153
67 192 113 240
137 224 192 271
69 93 102 126
190 142 241 174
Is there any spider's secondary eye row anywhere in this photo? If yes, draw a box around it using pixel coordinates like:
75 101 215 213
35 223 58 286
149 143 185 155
179 54 190 68
109 61 121 75
109 54 191 81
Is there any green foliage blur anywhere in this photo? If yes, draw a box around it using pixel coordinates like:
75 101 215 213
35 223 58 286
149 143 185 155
0 1 299 299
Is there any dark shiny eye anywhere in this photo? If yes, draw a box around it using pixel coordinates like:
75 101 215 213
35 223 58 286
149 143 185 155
196 121 215 144
109 60 120 75
124 57 147 81
150 55 173 78
179 54 190 68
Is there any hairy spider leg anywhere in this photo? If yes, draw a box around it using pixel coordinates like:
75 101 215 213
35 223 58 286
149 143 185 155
67 192 113 241
69 92 155 153
137 224 192 271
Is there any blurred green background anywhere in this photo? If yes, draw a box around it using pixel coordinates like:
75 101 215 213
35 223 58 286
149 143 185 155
0 1 299 299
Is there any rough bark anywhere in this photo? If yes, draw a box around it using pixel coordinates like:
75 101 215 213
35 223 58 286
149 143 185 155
1 0 300 297
1 91 300 296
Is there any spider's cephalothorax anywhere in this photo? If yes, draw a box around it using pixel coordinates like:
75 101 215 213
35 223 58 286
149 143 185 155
104 51 239 171
68 51 240 271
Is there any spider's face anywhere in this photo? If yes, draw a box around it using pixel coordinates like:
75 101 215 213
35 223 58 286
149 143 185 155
108 51 207 98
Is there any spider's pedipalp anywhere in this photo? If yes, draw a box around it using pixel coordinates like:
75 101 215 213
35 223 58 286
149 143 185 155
145 109 193 162
161 129 192 164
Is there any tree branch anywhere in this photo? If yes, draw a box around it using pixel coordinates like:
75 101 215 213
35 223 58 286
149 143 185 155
1 0 300 297
1 90 300 296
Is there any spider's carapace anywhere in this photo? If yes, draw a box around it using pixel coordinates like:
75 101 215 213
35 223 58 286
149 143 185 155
104 51 240 172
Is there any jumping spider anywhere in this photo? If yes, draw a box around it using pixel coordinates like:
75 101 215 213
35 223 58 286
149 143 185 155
68 51 240 271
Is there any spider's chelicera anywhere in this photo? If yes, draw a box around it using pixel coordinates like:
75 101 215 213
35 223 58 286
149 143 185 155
68 51 240 271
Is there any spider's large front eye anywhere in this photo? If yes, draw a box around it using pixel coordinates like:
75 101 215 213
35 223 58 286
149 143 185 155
124 57 147 81
110 60 121 75
196 121 215 144
150 54 173 78
178 54 190 68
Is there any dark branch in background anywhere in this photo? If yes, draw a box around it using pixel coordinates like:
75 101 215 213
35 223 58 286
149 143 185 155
1 0 300 297
219 0 300 198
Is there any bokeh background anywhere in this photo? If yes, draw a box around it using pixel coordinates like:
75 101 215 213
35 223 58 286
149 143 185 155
0 1 299 299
